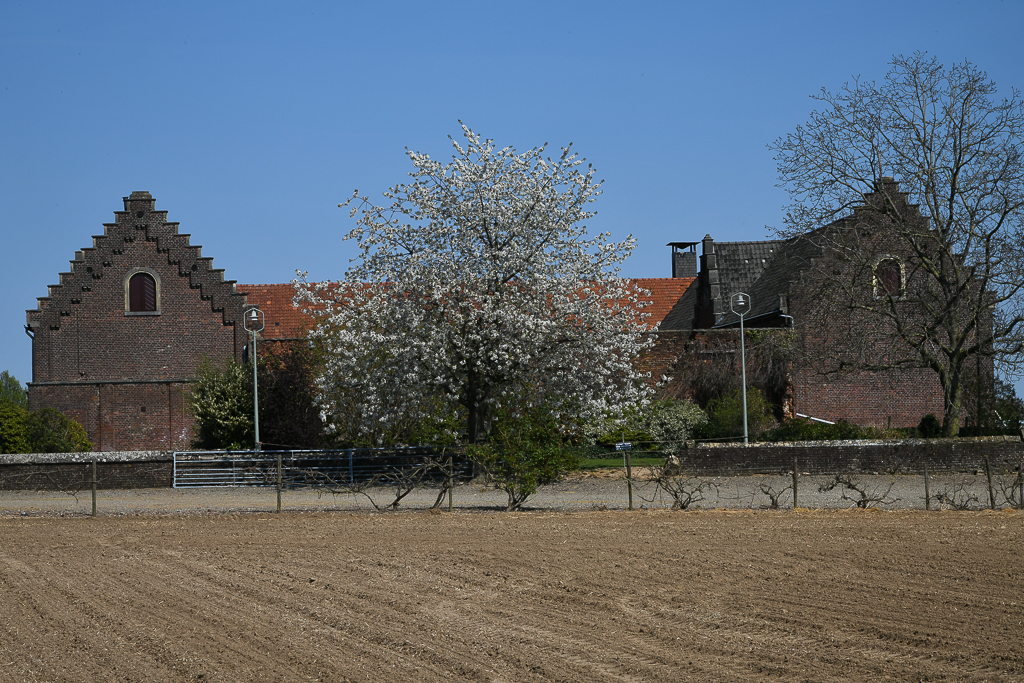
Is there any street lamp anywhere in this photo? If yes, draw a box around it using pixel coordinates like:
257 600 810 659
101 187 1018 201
731 292 752 444
243 307 265 452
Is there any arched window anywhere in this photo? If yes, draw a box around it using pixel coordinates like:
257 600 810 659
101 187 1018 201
124 269 161 314
874 258 903 298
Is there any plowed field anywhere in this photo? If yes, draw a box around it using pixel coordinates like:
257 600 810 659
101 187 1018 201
1 509 1021 682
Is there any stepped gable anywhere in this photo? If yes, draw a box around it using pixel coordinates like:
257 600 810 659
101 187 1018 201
854 175 923 220
26 191 248 334
712 178 926 329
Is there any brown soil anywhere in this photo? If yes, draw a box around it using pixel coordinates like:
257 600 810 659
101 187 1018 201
1 509 1021 682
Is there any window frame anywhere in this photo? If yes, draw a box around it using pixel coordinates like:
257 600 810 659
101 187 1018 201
124 268 162 316
872 256 905 300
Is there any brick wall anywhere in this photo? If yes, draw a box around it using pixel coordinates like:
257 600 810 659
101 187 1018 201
790 365 944 429
29 382 194 452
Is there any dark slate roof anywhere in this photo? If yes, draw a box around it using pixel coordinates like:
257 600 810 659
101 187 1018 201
712 240 784 306
714 235 824 327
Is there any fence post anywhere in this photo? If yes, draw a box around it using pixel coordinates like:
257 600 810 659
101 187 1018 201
276 451 283 514
984 455 996 510
91 458 97 517
625 449 633 511
792 456 798 509
1017 458 1023 511
923 462 930 511
447 456 453 513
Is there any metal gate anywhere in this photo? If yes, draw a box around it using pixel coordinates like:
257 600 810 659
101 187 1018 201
172 447 471 488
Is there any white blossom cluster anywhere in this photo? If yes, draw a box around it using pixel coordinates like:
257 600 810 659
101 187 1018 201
295 125 655 441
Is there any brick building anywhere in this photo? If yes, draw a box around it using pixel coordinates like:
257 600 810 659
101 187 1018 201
654 178 958 428
26 192 695 451
28 184 964 450
25 192 253 451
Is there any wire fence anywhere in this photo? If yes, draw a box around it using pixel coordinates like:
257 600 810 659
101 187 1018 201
3 439 1024 515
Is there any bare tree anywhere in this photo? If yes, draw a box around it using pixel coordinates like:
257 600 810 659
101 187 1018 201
771 53 1024 435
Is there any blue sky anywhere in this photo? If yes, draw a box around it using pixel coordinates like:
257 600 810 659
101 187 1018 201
3 0 1024 393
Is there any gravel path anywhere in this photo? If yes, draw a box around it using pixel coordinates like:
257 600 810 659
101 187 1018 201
0 471 1014 516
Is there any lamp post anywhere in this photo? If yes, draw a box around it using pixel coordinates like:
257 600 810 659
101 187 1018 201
731 292 752 444
243 307 265 452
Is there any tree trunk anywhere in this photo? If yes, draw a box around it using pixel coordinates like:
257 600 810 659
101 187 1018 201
942 364 963 438
464 370 490 444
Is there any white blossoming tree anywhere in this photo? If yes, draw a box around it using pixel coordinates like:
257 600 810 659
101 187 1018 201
296 125 654 444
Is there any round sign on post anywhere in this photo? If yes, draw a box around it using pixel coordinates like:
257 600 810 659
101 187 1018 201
730 292 751 444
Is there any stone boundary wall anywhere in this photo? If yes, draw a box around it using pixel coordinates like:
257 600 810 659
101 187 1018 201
0 451 173 491
2 439 1023 490
688 436 1024 475
0 461 172 491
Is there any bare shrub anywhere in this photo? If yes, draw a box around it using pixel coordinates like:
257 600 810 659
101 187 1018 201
996 475 1024 509
818 473 898 509
931 476 982 510
642 462 718 510
757 479 793 509
0 464 93 506
297 457 450 511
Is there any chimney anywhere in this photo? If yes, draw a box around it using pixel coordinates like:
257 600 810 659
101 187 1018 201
667 241 698 278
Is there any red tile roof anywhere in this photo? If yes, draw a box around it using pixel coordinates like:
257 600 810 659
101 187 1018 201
237 277 697 337
235 284 314 339
631 278 696 329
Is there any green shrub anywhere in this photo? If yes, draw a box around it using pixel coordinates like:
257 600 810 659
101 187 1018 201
590 399 707 448
188 357 255 450
23 408 92 452
918 413 942 438
760 418 868 442
0 405 91 453
694 387 774 440
468 406 583 510
640 399 708 442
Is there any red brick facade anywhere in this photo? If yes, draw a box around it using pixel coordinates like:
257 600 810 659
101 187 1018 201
26 192 250 451
655 179 961 429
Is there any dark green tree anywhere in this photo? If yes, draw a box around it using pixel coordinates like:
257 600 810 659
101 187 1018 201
0 371 28 408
